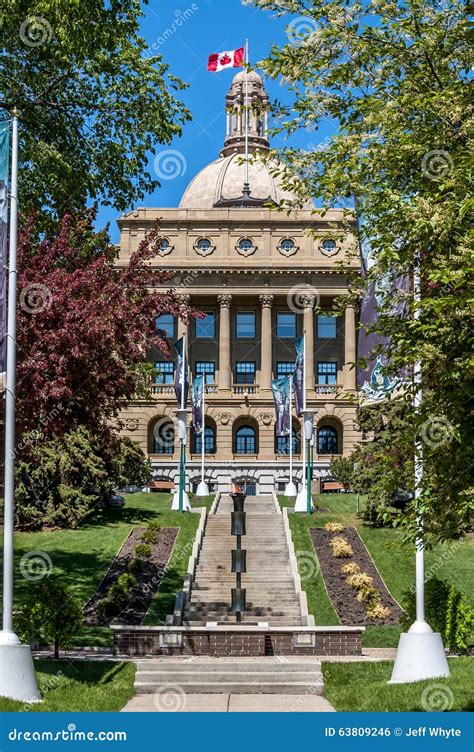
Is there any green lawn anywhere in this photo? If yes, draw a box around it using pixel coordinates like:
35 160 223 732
323 658 474 712
280 494 474 647
2 492 213 645
0 660 135 712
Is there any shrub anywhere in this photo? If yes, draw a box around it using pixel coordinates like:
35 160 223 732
346 572 374 591
330 536 354 558
134 543 151 559
15 580 83 658
402 577 474 653
325 522 344 533
341 562 360 576
127 557 143 575
356 586 380 607
366 603 392 620
97 572 137 620
140 528 158 545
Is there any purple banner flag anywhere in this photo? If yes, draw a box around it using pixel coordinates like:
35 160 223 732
292 334 304 415
0 121 10 375
192 375 204 435
174 336 189 408
272 376 291 437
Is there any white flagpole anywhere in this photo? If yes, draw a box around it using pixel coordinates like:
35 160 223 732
295 332 309 510
289 378 293 482
0 110 39 702
244 38 249 191
201 381 205 485
180 334 186 411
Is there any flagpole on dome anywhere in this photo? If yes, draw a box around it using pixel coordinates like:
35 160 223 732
0 110 40 702
243 38 250 196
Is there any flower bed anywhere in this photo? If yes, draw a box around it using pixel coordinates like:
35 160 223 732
83 526 178 626
310 526 403 626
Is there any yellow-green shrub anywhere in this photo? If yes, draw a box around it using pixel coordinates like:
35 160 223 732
325 522 344 533
346 572 374 591
330 536 353 558
341 562 360 576
366 603 392 620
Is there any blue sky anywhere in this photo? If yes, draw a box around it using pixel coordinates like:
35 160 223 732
98 0 336 241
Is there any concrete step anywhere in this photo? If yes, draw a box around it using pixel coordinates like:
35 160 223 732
135 680 323 694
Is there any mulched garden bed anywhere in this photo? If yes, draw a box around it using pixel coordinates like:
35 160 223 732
83 527 178 626
310 527 404 626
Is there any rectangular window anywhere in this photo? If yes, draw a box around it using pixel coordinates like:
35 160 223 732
156 313 175 338
195 361 216 384
154 361 174 384
196 312 216 339
276 362 294 378
317 361 337 385
276 312 296 339
235 362 256 384
317 314 337 339
236 311 256 339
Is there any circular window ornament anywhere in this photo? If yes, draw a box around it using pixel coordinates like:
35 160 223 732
236 237 256 257
277 237 298 256
194 237 215 257
320 238 339 257
156 237 173 256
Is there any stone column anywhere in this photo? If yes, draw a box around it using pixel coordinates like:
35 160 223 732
259 293 274 393
217 294 232 392
176 293 191 341
343 304 357 390
303 294 316 393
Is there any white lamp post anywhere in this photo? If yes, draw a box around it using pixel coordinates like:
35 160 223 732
295 409 315 513
172 408 190 511
195 383 209 497
284 378 297 497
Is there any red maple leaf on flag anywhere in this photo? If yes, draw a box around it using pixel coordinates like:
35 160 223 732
219 54 231 66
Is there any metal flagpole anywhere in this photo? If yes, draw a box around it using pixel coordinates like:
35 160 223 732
295 331 309 510
389 258 449 683
244 38 250 193
0 109 39 702
178 334 186 512
284 377 297 497
201 380 205 486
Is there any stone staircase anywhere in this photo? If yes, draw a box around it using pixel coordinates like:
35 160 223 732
134 657 323 695
182 495 304 626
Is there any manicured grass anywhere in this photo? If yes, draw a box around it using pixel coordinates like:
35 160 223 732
323 658 474 712
2 492 213 645
0 659 135 712
280 494 474 646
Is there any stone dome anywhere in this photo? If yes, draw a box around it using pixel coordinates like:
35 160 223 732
179 152 312 209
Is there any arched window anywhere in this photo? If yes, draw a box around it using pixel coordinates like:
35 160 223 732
275 427 300 455
194 425 216 455
235 425 257 454
150 418 175 455
317 425 338 455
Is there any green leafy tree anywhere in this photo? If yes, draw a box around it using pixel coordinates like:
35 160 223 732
0 1 191 217
16 580 83 658
329 457 353 489
248 0 472 544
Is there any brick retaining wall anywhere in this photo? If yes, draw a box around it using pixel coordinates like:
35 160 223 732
112 625 364 657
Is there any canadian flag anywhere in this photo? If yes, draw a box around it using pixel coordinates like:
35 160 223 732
208 47 245 72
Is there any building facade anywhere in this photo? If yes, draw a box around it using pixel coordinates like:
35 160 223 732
116 71 361 494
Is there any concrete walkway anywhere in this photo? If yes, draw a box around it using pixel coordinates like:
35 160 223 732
123 693 336 712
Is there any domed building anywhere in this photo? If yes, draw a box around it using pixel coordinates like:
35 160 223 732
116 70 362 495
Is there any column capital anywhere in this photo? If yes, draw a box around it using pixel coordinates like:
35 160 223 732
302 293 316 309
175 292 191 306
217 294 233 308
259 293 274 308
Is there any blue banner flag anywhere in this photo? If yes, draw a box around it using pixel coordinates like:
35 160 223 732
174 336 189 408
192 374 204 434
272 376 291 436
292 334 304 415
0 121 10 375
